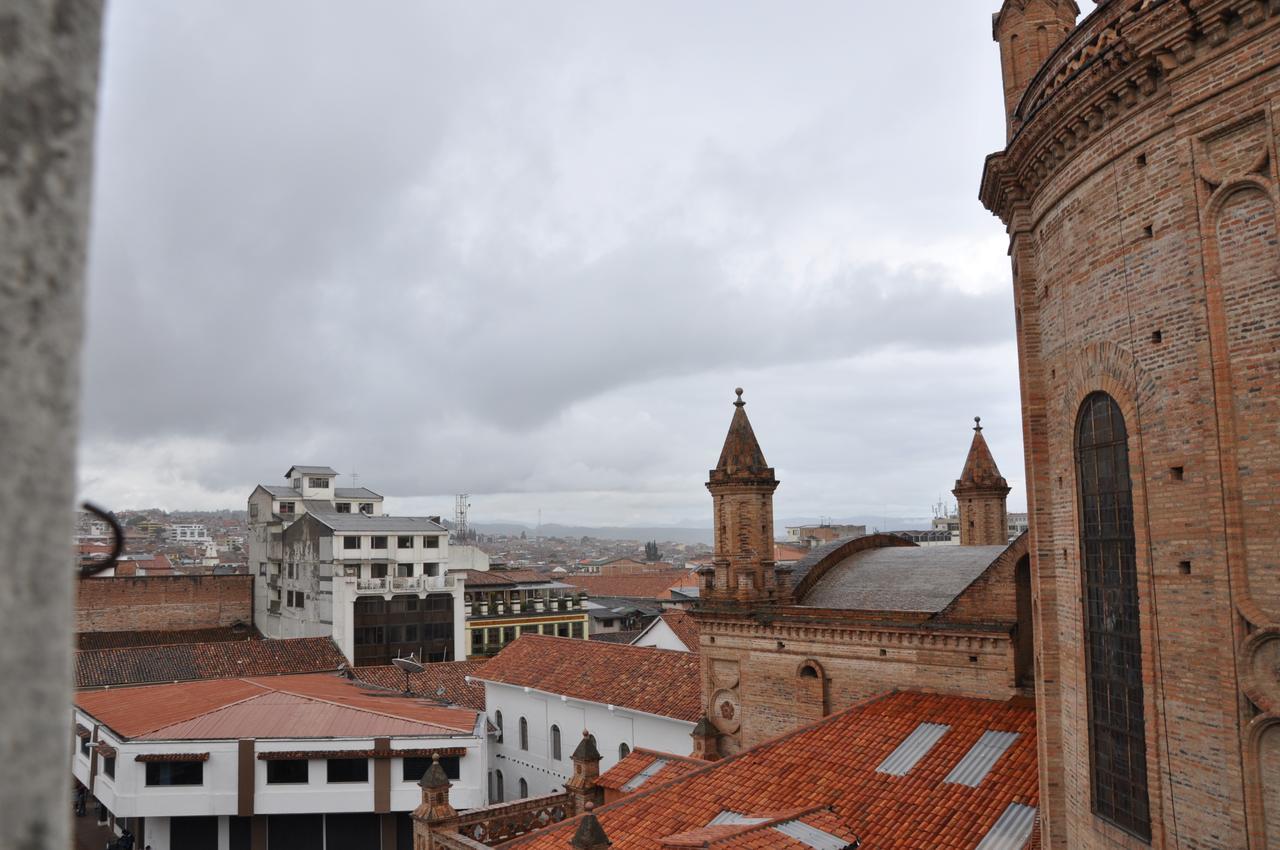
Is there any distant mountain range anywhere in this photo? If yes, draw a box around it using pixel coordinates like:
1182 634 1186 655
469 515 937 545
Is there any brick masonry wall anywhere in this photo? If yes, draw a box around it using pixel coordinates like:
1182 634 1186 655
984 5 1280 847
75 575 253 633
698 616 1016 753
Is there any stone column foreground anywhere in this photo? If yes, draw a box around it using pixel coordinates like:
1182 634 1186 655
0 1 102 849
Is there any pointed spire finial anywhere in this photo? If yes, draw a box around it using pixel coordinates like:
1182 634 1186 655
974 416 982 432
734 387 745 407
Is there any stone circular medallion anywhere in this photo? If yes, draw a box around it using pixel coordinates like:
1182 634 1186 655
710 688 741 734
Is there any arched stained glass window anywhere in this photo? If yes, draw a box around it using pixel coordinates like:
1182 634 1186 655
1076 392 1150 840
551 724 562 760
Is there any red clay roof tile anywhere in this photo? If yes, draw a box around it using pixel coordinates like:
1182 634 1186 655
504 691 1038 850
474 635 701 722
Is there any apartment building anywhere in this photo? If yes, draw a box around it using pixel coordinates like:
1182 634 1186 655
73 673 488 850
460 569 588 659
247 466 465 665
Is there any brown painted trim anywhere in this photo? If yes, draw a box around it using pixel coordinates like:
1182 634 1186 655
381 812 398 849
373 736 391 814
238 739 254 817
371 732 389 814
256 747 467 760
251 814 267 850
134 752 209 762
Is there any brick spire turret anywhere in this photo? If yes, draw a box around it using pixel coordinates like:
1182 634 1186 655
570 803 612 849
412 754 458 849
566 730 604 812
992 0 1079 139
705 389 783 603
953 417 1011 546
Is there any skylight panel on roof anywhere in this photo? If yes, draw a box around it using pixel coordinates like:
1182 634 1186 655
773 820 854 850
944 730 1020 787
708 811 770 826
621 757 669 791
973 802 1037 850
874 722 949 776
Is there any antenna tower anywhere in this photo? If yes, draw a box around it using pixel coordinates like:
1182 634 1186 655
455 494 470 542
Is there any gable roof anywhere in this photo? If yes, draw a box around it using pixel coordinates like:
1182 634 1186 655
76 673 480 740
285 466 339 477
334 487 383 500
630 610 700 653
474 635 701 722
563 570 694 601
597 748 704 794
350 661 487 711
304 510 447 534
800 545 1010 613
460 568 556 587
77 625 260 651
76 637 345 689
504 691 1038 850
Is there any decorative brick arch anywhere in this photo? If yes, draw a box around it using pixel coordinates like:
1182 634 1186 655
1052 341 1169 841
794 659 829 720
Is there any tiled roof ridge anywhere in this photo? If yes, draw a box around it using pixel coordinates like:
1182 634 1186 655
256 677 476 735
504 691 905 849
484 632 696 663
127 680 276 738
665 805 835 846
630 747 704 765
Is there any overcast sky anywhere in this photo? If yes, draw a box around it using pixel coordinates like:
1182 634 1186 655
79 1 1045 527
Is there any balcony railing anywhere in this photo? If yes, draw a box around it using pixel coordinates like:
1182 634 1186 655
351 575 455 594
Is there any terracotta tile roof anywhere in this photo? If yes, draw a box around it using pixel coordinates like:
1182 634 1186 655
460 568 554 587
350 661 487 711
658 610 700 653
77 626 261 650
505 691 1038 850
75 637 345 689
660 807 859 849
563 570 694 600
75 673 480 740
597 748 704 793
590 629 646 645
474 635 701 722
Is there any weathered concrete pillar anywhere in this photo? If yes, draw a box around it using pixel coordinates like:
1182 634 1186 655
0 2 102 849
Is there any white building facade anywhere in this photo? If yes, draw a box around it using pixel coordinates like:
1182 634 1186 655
475 679 695 803
248 466 465 664
73 677 488 850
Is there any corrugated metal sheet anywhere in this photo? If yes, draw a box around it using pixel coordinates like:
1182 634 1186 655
973 803 1037 850
708 811 769 826
945 730 1020 787
875 722 949 776
773 820 854 849
621 757 670 791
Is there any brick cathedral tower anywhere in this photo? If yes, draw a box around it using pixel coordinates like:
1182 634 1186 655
703 389 783 603
982 1 1280 846
991 0 1078 139
952 417 1010 546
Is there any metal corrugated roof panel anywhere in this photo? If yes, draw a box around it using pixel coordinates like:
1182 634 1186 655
708 811 769 826
945 730 1021 787
974 802 1037 850
875 722 949 776
773 820 853 849
621 757 670 791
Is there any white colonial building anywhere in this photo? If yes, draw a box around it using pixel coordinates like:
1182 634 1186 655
248 465 466 665
73 673 488 850
469 635 702 801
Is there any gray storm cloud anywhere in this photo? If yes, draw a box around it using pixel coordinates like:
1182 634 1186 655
80 1 1030 523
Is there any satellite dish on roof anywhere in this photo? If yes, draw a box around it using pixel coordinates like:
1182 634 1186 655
393 655 425 675
393 654 424 696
